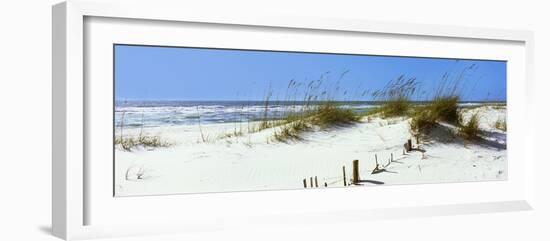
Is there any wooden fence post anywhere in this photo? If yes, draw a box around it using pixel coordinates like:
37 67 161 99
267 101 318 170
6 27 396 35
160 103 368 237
407 139 412 152
342 166 347 186
303 178 307 188
352 159 359 185
310 177 313 188
315 176 318 188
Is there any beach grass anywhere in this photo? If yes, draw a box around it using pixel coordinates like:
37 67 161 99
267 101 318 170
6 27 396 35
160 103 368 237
494 118 507 131
188 67 489 144
116 111 172 150
273 102 360 142
409 109 438 135
378 97 411 118
370 75 418 118
459 113 481 141
310 102 360 127
425 96 460 124
115 134 172 151
274 120 309 142
409 95 463 139
233 72 362 142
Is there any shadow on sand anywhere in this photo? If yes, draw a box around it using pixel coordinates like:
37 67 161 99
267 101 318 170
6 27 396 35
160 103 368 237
423 123 507 150
357 179 385 185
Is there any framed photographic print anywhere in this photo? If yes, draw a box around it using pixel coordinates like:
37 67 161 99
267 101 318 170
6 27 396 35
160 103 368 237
113 44 508 196
52 0 535 240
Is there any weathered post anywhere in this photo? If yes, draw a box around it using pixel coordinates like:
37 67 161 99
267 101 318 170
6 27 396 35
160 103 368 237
352 159 359 185
407 139 412 152
315 176 319 188
342 166 347 186
310 177 313 188
391 153 393 162
303 178 307 188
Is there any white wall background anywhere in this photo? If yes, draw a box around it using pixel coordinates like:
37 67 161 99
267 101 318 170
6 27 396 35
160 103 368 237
0 0 548 240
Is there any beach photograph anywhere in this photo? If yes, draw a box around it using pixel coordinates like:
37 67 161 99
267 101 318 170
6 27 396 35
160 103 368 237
114 44 507 196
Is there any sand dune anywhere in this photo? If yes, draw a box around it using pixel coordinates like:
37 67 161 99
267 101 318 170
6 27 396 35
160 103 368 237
115 105 506 196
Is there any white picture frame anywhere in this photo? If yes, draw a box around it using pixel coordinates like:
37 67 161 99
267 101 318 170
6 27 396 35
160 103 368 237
52 0 535 240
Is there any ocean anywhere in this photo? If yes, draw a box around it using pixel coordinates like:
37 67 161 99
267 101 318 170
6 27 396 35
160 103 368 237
114 100 376 128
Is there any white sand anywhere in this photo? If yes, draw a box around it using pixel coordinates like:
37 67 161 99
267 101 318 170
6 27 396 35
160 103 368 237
115 106 507 196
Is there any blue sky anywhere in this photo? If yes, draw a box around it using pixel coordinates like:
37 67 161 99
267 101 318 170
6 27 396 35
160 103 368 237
114 44 506 102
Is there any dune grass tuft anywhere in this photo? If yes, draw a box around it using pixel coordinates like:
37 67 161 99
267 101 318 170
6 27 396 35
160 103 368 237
378 97 411 118
116 111 172 151
426 96 460 124
408 95 461 143
409 109 438 135
458 113 481 141
494 118 507 131
274 120 310 142
310 103 360 128
371 75 418 118
273 102 360 142
409 95 460 135
240 72 364 142
115 134 172 151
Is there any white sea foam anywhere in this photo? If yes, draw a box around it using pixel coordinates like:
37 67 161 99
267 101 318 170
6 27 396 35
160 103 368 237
115 101 377 128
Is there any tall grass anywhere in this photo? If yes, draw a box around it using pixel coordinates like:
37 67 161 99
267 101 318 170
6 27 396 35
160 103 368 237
409 95 460 134
494 118 507 131
408 63 479 135
259 85 274 131
370 75 418 118
273 120 309 142
115 135 172 151
211 63 484 143
259 72 362 142
459 113 481 141
409 109 438 134
196 106 207 142
115 111 172 151
310 103 360 128
273 102 360 142
427 96 460 123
